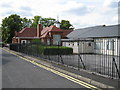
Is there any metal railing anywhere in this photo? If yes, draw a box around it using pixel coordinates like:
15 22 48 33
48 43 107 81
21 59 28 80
10 38 120 79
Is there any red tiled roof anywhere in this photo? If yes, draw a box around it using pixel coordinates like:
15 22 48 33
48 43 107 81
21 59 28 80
41 25 72 38
16 28 37 37
15 25 72 38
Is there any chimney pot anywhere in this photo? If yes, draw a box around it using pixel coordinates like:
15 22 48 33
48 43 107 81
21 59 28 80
37 24 42 37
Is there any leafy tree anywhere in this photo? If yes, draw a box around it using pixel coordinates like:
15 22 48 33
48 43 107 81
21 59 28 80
21 17 32 28
31 16 56 28
31 16 42 28
60 20 74 30
31 16 74 30
40 18 56 27
1 14 22 43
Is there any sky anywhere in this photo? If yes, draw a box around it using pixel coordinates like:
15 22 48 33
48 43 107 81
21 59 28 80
0 0 119 29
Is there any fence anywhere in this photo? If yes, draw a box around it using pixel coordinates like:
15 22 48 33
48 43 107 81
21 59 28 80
10 38 120 79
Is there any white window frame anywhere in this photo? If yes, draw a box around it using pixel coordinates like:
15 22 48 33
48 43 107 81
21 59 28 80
21 40 26 44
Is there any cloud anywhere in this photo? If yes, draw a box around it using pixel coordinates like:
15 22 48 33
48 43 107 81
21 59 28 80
6 10 33 17
20 6 32 11
65 6 89 16
0 3 12 8
17 11 33 17
0 0 118 29
108 2 118 8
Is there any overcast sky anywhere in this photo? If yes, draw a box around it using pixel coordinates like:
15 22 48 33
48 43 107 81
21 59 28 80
0 0 119 29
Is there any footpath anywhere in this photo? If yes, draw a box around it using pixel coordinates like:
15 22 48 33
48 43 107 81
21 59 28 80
2 47 120 89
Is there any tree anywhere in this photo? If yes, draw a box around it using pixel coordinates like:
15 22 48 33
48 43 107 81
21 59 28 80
21 17 32 28
31 16 74 30
1 14 22 43
31 16 42 28
31 16 56 28
60 20 74 30
40 18 56 27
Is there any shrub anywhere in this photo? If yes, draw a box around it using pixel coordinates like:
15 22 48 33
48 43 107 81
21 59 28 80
0 42 5 47
9 43 20 51
31 39 41 44
9 43 73 55
27 45 73 55
43 46 73 55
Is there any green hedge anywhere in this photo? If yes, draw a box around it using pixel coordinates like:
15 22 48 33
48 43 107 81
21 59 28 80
9 44 73 55
0 42 5 47
9 43 20 51
27 45 73 55
44 48 73 55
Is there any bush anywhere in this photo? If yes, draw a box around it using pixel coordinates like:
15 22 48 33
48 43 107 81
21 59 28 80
31 39 41 44
0 42 5 47
43 46 73 55
27 45 73 55
9 43 20 51
9 43 73 55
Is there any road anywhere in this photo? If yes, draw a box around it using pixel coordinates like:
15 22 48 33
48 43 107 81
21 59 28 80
2 49 88 88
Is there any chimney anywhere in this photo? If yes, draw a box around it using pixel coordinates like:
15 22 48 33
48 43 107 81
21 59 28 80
15 31 18 36
102 25 106 27
37 24 42 37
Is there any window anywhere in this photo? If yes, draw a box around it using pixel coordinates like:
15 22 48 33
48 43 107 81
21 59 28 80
47 39 50 45
94 42 101 50
106 40 114 50
53 35 61 45
88 43 91 46
94 41 105 50
21 40 26 44
77 42 79 46
72 42 74 46
27 40 30 43
68 42 70 46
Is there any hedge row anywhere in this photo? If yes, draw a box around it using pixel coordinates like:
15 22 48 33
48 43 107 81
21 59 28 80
9 44 73 55
9 44 20 51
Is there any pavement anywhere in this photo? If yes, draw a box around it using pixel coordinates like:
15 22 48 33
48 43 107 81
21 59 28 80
2 47 120 89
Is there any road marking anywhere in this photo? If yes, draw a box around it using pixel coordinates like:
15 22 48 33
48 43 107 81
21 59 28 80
1 48 101 90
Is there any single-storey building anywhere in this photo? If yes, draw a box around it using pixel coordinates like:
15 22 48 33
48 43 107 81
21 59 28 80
62 25 120 55
12 24 72 45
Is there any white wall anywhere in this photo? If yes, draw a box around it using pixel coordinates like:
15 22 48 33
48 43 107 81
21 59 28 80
62 41 94 54
78 42 94 53
62 42 78 53
62 38 120 56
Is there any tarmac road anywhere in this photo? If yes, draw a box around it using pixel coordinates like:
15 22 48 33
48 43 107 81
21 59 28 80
2 49 88 88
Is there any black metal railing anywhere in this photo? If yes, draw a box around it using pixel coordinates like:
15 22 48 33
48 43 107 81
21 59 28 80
10 38 120 79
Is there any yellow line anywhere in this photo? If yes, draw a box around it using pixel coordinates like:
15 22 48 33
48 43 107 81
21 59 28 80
1 48 101 90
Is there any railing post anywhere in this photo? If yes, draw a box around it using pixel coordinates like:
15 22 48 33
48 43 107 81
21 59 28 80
112 40 114 78
78 54 80 70
118 39 120 79
58 41 60 63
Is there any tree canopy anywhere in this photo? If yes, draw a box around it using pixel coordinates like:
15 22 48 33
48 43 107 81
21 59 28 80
31 16 42 28
60 20 74 30
1 14 23 43
31 16 56 28
22 17 32 28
